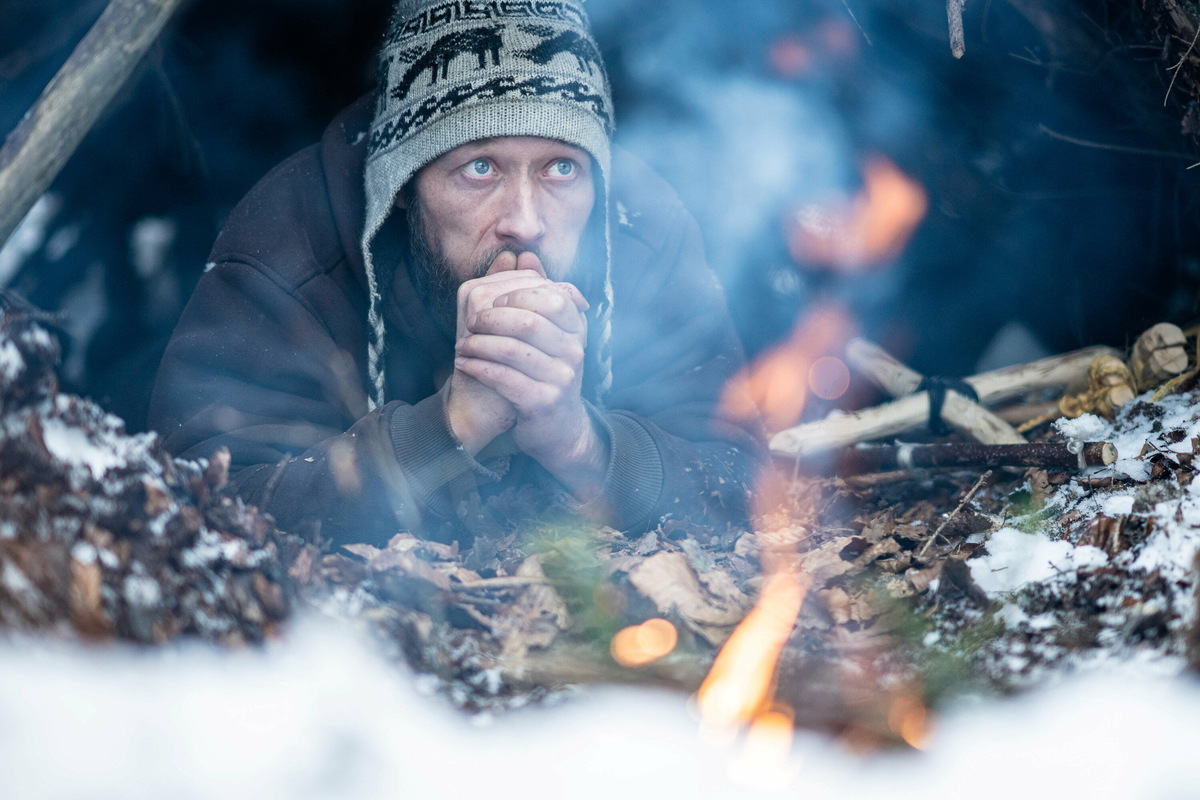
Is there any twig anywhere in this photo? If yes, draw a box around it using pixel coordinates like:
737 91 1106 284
451 576 552 592
1165 23 1200 107
840 0 873 46
947 0 966 58
920 470 992 557
1038 124 1198 163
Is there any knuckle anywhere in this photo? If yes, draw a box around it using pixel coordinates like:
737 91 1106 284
565 341 585 365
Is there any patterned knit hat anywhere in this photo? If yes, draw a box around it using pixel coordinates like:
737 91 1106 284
362 0 615 410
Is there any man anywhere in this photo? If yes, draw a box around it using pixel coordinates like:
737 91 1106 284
149 0 763 545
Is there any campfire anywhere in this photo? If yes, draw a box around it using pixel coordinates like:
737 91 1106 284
5 0 1200 793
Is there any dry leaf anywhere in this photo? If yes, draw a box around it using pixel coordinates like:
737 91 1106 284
626 551 747 645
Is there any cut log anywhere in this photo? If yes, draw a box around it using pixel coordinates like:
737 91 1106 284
0 0 188 247
1129 323 1189 391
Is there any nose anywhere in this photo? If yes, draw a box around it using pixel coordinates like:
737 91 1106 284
494 177 545 248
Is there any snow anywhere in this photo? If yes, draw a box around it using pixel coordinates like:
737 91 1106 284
0 620 1199 799
1053 413 1109 443
0 339 22 382
969 527 1108 595
40 417 128 481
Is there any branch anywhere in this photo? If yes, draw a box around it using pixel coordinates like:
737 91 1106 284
0 0 189 247
771 345 1118 458
795 440 1117 476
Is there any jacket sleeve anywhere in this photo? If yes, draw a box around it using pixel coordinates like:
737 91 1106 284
589 194 767 533
148 258 500 545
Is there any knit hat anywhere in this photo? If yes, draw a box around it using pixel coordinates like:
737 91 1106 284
362 0 615 410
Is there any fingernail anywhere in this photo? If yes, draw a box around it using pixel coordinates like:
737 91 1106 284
455 357 466 367
494 296 509 308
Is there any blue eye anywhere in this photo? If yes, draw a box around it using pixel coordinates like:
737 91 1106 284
551 160 576 177
468 159 491 176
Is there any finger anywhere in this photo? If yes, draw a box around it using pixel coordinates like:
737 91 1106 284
486 251 518 275
475 297 587 346
491 288 582 333
515 250 547 277
555 281 589 311
457 333 580 384
454 356 565 414
494 281 588 311
469 307 582 355
459 272 552 327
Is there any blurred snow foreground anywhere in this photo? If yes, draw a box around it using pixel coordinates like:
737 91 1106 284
0 620 1196 800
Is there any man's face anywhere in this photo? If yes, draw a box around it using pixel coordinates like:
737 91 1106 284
409 136 596 284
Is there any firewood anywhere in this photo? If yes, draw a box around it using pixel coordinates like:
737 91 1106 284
0 0 187 245
1058 355 1137 419
1129 323 1190 391
771 344 1119 459
845 337 1025 445
794 440 1118 476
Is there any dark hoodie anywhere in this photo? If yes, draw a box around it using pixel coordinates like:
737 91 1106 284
148 96 764 545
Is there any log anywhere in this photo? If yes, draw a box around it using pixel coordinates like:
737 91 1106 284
771 344 1119 458
798 440 1118 476
845 337 1026 446
1129 323 1189 391
0 0 188 247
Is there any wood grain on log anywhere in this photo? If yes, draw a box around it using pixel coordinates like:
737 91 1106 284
1129 323 1189 391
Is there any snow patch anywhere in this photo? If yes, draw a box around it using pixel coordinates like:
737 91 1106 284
970 527 1108 595
1053 413 1110 442
40 417 127 480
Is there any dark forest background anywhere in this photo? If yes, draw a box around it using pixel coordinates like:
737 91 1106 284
2 0 1199 431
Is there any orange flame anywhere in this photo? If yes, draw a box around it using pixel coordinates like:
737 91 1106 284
696 570 809 735
787 156 928 272
719 303 856 433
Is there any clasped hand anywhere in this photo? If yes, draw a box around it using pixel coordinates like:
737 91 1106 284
445 251 599 481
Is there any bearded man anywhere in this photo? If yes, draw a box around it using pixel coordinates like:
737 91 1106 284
149 0 764 545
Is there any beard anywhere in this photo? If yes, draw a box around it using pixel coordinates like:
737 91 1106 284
405 197 571 339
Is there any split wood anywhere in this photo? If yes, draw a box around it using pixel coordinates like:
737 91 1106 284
0 0 187 246
845 337 1026 446
771 343 1120 459
808 440 1117 477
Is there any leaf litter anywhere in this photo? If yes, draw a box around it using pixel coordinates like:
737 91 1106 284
0 300 1199 739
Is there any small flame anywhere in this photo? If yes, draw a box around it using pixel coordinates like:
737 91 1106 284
719 304 855 432
696 571 810 735
786 156 928 271
727 708 802 790
610 618 678 668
